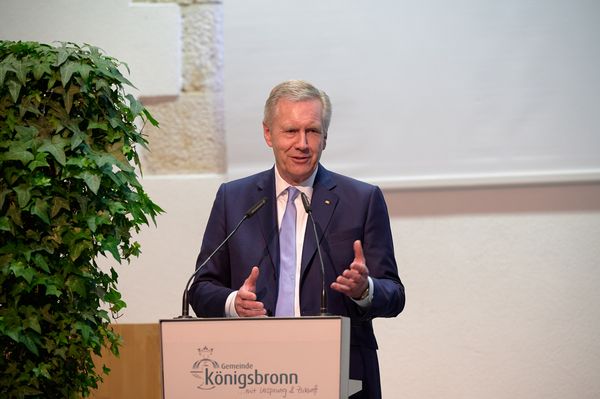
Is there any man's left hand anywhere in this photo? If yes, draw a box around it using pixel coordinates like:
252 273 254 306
331 240 370 299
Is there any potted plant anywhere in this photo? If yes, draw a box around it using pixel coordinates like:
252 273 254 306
0 41 162 398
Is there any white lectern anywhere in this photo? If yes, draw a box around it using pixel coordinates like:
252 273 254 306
160 316 361 398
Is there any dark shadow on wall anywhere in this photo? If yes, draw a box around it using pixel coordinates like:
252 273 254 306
383 182 600 217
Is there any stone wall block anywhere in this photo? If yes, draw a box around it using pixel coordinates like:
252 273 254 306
181 3 223 92
140 91 226 174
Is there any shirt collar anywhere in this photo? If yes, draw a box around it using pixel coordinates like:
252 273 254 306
274 165 318 198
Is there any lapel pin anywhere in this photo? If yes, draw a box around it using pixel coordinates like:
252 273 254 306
325 200 331 205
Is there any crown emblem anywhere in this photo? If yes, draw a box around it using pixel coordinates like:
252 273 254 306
198 346 213 358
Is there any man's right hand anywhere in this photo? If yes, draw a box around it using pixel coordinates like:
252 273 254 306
234 266 267 317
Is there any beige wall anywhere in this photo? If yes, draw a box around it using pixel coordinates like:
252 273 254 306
378 184 600 398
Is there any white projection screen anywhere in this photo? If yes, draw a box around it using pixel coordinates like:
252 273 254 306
224 0 600 188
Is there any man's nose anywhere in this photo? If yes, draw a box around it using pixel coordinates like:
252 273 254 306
295 131 309 149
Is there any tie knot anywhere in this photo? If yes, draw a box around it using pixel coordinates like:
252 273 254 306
287 187 300 203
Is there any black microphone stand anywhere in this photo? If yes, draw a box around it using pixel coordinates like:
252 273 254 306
176 197 267 318
300 192 330 316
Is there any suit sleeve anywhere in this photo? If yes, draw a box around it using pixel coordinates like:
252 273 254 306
189 183 234 317
359 186 405 320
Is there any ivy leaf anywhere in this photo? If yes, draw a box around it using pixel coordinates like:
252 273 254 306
3 144 34 165
126 94 142 116
38 138 67 166
105 139 130 165
0 185 10 209
97 309 111 323
26 315 42 334
105 289 126 312
107 200 126 214
86 215 97 233
90 153 115 168
33 253 50 273
6 203 23 227
63 83 80 114
78 63 93 80
66 275 87 297
31 198 50 224
143 108 159 127
45 285 62 297
32 60 51 81
14 59 28 84
0 61 13 86
88 121 108 131
13 183 32 208
60 61 79 86
75 322 94 343
21 335 40 356
101 235 121 262
46 70 59 91
0 216 11 232
70 240 90 261
3 325 22 344
0 255 13 268
50 196 70 218
70 130 86 150
28 152 50 171
7 79 21 103
10 261 35 284
15 125 38 140
80 172 101 194
33 364 52 380
55 46 70 67
108 115 123 129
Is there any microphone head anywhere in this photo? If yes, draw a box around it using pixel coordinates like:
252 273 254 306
300 192 312 213
245 197 268 218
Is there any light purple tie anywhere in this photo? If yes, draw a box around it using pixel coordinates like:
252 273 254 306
276 187 300 316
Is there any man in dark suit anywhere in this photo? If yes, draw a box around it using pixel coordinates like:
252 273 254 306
190 80 405 398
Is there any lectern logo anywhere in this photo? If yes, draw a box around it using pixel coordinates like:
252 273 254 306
190 346 219 390
189 345 300 391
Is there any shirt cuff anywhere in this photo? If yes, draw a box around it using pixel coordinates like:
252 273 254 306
351 276 374 308
225 290 239 317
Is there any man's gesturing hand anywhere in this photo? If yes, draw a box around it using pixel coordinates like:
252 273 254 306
234 266 267 317
331 240 370 299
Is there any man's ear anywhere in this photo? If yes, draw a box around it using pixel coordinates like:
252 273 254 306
322 133 327 150
263 122 273 147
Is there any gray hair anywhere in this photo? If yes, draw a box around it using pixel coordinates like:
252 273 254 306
263 80 332 133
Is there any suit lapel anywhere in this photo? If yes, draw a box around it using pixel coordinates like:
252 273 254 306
300 165 338 279
256 169 279 276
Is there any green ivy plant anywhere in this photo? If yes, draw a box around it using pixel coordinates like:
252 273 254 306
0 41 162 398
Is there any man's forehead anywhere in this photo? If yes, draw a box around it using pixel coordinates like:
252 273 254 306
274 99 323 119
277 97 320 107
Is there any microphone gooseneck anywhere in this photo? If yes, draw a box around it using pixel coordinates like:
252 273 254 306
300 192 312 213
300 192 329 316
246 197 268 218
177 197 267 318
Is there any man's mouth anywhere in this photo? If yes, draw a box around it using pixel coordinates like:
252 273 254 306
291 155 310 163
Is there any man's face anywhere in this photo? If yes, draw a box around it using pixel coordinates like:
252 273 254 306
263 98 327 185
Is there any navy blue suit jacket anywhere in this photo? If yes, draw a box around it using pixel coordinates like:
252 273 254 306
190 165 405 398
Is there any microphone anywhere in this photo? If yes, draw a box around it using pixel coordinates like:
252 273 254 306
300 192 330 316
177 196 268 318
